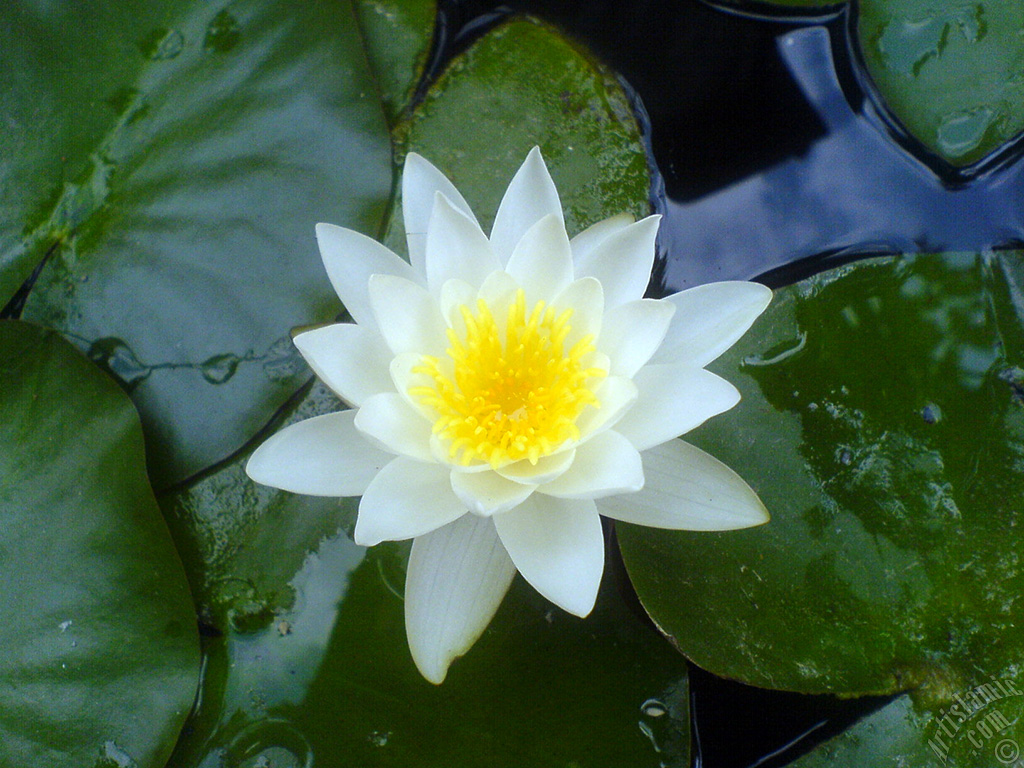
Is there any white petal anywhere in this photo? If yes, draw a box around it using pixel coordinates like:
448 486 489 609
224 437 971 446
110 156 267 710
451 470 537 516
598 439 768 529
540 430 643 499
354 393 434 462
575 375 638 439
552 277 603 348
368 274 447 357
402 152 480 276
569 212 634 264
439 278 478 331
405 515 516 684
315 223 419 330
504 213 574 305
425 193 501 296
355 458 467 546
493 495 603 617
293 324 393 408
489 146 564 266
615 365 740 451
495 448 576 485
598 298 676 378
246 411 389 496
652 281 773 368
390 352 441 420
574 215 661 308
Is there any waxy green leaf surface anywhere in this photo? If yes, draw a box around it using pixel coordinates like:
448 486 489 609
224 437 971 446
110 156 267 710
0 321 200 768
1 0 392 487
620 252 1024 707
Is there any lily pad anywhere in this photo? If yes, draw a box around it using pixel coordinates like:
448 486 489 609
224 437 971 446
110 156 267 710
1 0 393 487
167 537 692 768
791 691 1024 767
353 0 437 124
856 0 1024 168
0 320 200 768
618 251 1024 704
385 15 651 254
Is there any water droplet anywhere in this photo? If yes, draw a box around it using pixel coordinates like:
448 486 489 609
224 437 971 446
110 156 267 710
837 447 854 466
58 619 72 632
921 403 942 424
875 17 948 77
222 719 312 768
93 741 138 768
936 107 995 160
640 698 667 717
205 10 241 52
87 338 150 391
139 29 185 60
368 730 391 747
201 353 240 384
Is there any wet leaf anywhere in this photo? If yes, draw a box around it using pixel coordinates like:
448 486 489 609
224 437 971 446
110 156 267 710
0 320 200 768
857 0 1024 168
619 252 1024 705
0 0 393 487
385 15 651 254
790 690 1024 767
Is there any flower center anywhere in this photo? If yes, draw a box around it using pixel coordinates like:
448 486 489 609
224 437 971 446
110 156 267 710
410 289 606 468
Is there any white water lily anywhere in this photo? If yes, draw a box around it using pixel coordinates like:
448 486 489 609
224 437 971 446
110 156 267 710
247 147 771 683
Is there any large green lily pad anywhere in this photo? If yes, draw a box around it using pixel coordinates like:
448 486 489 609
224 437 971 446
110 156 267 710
385 15 651 254
857 0 1024 168
1 0 392 487
166 537 692 768
619 251 1024 705
0 320 200 768
791 690 1024 767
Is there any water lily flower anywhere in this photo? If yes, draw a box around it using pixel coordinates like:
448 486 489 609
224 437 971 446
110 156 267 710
247 147 771 683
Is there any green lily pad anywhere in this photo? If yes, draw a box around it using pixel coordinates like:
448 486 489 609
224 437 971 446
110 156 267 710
857 0 1024 168
791 691 1024 767
385 15 651 254
1 0 393 487
0 320 200 768
167 537 692 768
618 251 1024 705
353 0 437 125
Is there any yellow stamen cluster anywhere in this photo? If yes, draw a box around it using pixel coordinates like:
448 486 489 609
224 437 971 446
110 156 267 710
410 289 605 468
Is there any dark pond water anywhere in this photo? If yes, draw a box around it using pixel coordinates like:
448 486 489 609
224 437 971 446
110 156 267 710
439 0 1024 765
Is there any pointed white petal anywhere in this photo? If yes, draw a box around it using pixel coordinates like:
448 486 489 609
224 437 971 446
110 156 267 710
598 298 676 378
540 430 643 499
574 215 661 308
505 214 574 305
569 212 634 265
575 375 638 439
652 281 773 367
354 393 434 462
615 365 740 451
293 324 393 408
598 439 768 529
402 152 479 276
451 470 537 516
426 193 501 296
316 223 418 330
493 495 603 617
368 274 447 357
495 448 576 485
489 147 564 265
246 411 389 496
355 458 467 546
552 277 603 348
405 515 516 684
